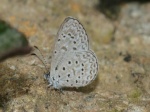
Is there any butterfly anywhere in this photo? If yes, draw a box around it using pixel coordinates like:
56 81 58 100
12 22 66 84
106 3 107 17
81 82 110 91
44 17 98 89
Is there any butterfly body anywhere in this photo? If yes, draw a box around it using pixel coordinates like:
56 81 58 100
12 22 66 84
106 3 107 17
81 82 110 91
45 17 98 89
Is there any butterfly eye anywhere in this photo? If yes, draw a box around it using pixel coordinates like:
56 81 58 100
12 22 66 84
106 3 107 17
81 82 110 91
73 41 76 44
58 39 60 41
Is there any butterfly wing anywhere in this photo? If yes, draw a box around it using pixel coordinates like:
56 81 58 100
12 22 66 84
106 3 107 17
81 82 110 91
49 17 98 89
50 17 89 77
56 17 89 52
55 50 98 88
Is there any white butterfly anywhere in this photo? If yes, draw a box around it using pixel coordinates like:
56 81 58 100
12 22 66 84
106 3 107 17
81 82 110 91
44 17 99 89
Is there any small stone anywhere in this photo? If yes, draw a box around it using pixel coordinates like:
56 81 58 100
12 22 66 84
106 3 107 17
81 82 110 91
10 65 16 70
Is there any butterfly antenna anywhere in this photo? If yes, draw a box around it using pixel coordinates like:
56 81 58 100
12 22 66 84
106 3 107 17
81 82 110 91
31 46 49 72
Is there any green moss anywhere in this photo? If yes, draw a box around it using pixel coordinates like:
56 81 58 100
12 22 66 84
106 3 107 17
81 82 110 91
128 89 142 103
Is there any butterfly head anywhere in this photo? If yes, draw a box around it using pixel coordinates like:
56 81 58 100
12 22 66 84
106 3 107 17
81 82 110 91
44 72 50 80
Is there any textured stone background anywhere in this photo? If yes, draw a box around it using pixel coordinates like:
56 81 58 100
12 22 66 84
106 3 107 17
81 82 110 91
0 0 150 111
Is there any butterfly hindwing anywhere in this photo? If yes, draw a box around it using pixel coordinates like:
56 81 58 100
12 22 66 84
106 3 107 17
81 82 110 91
55 50 98 88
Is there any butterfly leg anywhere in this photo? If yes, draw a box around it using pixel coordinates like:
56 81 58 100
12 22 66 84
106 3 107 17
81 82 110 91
59 88 64 94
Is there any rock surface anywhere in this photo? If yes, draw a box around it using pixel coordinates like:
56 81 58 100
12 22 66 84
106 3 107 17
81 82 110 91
0 0 150 111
